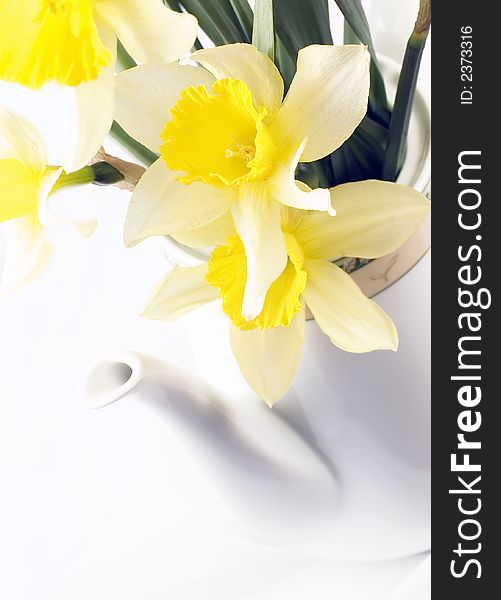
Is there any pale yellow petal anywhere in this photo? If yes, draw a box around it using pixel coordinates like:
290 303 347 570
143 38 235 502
229 305 305 406
69 37 115 171
271 45 370 162
304 260 398 353
192 43 284 119
0 159 40 222
0 107 46 171
231 185 287 320
297 180 431 260
124 159 232 247
0 212 52 297
115 63 216 153
0 0 112 88
170 212 235 248
95 0 197 64
142 264 218 321
270 139 335 214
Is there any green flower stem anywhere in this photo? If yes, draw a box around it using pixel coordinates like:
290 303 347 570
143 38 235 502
50 162 126 194
50 166 95 193
410 0 431 46
110 121 158 167
382 0 431 181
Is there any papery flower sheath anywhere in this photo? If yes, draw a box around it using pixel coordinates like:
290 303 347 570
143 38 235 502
0 107 62 294
0 0 197 170
139 180 430 405
115 43 371 321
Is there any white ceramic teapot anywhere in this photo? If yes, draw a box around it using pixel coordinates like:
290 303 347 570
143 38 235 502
83 250 430 562
82 55 430 563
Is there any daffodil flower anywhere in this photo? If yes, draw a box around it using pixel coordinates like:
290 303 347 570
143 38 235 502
139 180 430 405
115 43 371 321
0 108 64 293
0 107 95 295
0 0 197 171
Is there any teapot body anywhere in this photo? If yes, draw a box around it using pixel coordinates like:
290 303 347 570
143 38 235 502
84 54 431 561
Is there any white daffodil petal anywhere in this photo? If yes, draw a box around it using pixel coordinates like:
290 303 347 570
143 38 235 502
272 45 370 162
69 220 99 239
142 264 218 321
270 139 335 215
171 212 235 249
229 304 305 406
115 64 216 153
0 212 51 298
95 0 197 65
70 67 114 172
298 180 431 260
124 159 232 247
0 107 47 171
231 185 287 321
66 23 116 172
0 160 39 222
304 260 398 353
192 43 284 118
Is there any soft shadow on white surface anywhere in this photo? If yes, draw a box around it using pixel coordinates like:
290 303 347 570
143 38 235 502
0 181 429 598
0 1 430 596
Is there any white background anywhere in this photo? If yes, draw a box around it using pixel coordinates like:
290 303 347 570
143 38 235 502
0 1 430 598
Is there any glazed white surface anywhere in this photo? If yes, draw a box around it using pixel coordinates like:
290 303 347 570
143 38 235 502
0 1 430 596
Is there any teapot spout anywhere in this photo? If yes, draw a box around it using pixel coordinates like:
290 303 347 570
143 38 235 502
82 352 339 549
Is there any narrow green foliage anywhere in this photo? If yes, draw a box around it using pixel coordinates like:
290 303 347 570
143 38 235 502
253 0 275 60
229 0 254 41
382 0 431 181
110 122 158 167
331 0 389 126
178 0 249 45
273 0 333 61
116 40 136 72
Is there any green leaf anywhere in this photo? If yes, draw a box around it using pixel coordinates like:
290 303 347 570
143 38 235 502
252 0 275 60
273 0 335 184
228 0 254 41
272 0 333 99
382 0 431 181
330 1 375 59
162 0 181 10
343 21 359 45
330 0 389 126
274 34 296 89
273 0 333 61
116 40 136 72
178 0 249 45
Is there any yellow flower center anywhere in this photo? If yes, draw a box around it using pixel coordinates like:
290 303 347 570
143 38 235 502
206 232 307 331
160 78 277 189
0 0 112 88
0 159 41 222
